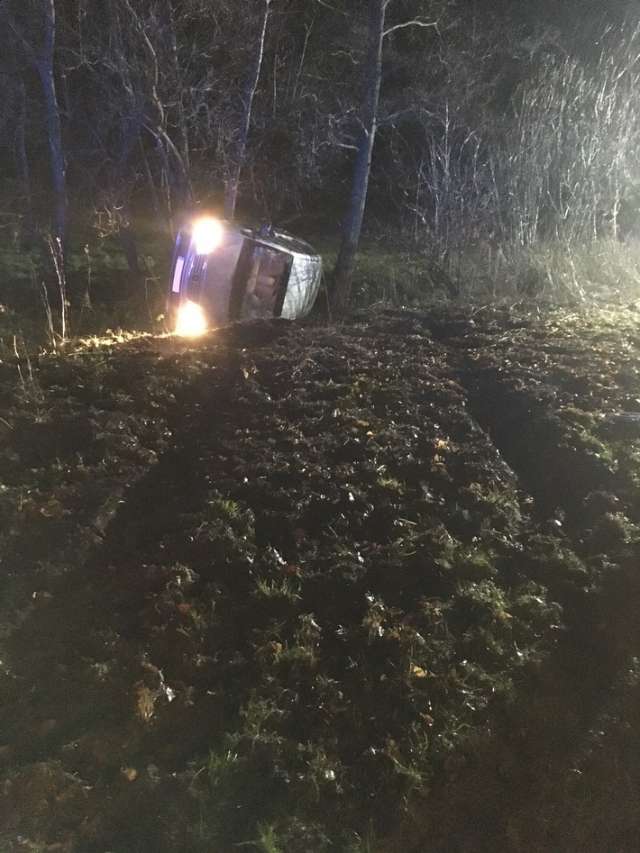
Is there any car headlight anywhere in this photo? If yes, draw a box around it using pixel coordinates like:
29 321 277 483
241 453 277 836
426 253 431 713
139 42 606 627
175 300 208 337
192 217 223 255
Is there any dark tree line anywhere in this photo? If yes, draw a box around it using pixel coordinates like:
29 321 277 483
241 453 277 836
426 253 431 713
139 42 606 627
0 0 637 314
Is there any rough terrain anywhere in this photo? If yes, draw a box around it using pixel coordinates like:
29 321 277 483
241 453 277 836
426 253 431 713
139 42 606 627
1 307 640 852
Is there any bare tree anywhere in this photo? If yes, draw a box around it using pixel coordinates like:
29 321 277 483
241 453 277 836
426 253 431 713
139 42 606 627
162 0 192 196
5 0 67 241
0 57 33 232
331 0 386 312
14 77 32 228
223 0 272 219
37 0 66 241
121 0 191 229
331 0 438 312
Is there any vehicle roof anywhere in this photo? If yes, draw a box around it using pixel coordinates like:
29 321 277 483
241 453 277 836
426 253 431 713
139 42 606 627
240 226 320 259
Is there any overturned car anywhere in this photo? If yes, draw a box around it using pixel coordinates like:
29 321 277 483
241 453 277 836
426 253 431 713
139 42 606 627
167 216 322 336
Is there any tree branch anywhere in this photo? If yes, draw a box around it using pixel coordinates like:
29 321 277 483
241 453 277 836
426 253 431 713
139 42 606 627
383 18 439 39
378 106 437 128
314 0 346 14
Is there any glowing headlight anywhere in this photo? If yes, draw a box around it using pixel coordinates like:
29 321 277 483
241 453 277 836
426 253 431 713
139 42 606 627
192 217 223 255
175 300 208 337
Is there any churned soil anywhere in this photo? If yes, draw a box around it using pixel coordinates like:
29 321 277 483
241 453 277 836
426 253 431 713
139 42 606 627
1 307 640 852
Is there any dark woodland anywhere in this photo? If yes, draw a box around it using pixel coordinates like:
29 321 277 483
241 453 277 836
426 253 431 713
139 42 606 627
0 0 637 326
2 2 640 851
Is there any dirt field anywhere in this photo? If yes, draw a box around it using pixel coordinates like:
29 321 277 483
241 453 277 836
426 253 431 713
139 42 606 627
1 306 640 852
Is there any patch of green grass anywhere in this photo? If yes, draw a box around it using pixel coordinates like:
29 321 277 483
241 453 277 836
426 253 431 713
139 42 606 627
318 236 640 311
253 577 302 603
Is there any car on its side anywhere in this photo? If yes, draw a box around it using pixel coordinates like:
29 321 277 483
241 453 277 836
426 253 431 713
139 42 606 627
167 217 322 336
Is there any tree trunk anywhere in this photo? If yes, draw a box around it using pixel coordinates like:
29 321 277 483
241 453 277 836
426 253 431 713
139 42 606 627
163 0 192 205
36 0 67 243
331 0 386 314
14 77 33 236
223 0 271 220
140 138 162 221
122 0 188 229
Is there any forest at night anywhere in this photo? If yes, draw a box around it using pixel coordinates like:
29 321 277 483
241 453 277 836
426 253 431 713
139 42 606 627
2 2 640 851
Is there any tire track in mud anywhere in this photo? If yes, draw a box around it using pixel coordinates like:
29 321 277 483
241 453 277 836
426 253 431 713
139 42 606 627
0 328 285 850
0 316 566 851
400 317 640 853
3 311 640 851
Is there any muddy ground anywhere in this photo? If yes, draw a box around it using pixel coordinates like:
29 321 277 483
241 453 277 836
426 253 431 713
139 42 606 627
1 306 640 852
